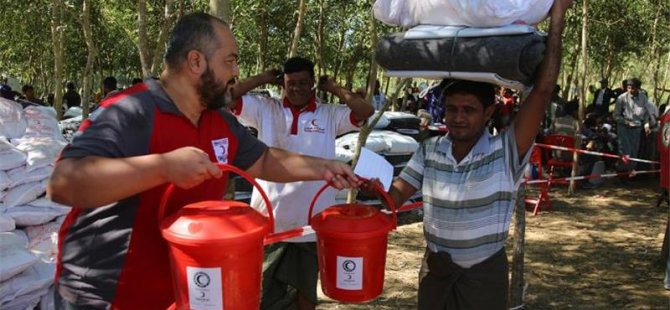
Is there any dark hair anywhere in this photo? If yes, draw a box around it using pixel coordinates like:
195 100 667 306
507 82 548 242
283 57 314 78
22 84 34 93
164 12 228 69
441 80 496 108
103 76 117 91
626 78 642 88
66 82 76 90
131 78 143 85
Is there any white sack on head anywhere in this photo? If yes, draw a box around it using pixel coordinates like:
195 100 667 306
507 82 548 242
373 0 554 28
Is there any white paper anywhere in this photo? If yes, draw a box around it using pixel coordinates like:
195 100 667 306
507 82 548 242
336 256 363 290
187 266 223 310
354 147 393 191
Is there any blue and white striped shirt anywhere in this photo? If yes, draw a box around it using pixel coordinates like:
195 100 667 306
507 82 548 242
399 127 530 268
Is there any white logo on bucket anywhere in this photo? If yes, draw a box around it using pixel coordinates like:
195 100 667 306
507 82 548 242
336 256 363 290
211 138 229 164
187 266 223 310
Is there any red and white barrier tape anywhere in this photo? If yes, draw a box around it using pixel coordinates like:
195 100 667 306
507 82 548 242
264 225 315 245
533 143 660 165
524 169 660 185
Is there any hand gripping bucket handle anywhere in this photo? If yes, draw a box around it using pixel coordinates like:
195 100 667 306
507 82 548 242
158 163 274 233
307 177 397 228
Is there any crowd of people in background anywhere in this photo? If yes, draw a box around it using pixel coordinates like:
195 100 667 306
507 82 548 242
356 76 666 193
0 76 145 117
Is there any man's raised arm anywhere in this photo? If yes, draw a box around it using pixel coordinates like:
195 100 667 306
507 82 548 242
513 0 573 157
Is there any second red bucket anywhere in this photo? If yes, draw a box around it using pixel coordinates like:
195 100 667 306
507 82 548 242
308 181 396 303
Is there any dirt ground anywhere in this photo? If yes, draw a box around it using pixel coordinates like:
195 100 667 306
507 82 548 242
317 177 669 309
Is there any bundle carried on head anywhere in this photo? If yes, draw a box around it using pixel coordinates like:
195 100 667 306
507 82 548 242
373 0 554 28
375 27 546 87
373 0 554 89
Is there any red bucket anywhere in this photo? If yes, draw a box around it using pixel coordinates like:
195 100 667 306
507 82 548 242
308 181 396 303
159 164 274 310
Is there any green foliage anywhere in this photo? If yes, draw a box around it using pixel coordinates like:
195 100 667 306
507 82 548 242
0 0 668 102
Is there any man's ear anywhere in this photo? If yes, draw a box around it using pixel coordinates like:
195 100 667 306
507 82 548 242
185 50 207 75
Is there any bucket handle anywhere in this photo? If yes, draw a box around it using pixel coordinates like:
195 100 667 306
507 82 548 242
158 163 275 233
307 177 397 229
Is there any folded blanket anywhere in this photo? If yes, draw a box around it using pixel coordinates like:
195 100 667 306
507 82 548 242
376 31 546 86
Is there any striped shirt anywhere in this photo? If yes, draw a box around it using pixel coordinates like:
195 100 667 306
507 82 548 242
399 127 530 268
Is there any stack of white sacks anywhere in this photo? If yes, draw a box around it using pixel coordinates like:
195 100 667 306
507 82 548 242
0 97 71 309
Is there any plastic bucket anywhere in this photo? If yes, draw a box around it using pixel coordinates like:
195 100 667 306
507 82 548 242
308 181 396 303
159 163 274 310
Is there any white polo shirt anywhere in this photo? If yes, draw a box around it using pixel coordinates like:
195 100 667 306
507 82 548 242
233 95 361 242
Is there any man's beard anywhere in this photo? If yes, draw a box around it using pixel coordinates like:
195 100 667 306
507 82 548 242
198 66 234 110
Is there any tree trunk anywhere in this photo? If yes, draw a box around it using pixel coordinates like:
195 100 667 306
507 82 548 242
51 0 65 120
570 0 589 194
209 0 232 24
316 0 326 77
347 3 380 203
80 0 97 119
648 0 663 105
150 0 176 77
137 0 152 78
562 45 580 100
509 187 527 307
288 0 306 58
256 2 268 74
332 27 346 81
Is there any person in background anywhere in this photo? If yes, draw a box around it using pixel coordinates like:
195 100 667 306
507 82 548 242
131 77 143 85
372 79 386 111
613 78 657 174
229 56 374 310
591 78 615 116
19 84 45 107
47 13 359 310
102 76 119 99
365 1 572 308
62 81 81 109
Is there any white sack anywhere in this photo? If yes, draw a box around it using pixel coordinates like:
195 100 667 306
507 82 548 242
0 98 27 139
336 131 419 155
8 165 53 187
0 170 10 191
1 288 46 310
0 138 27 170
22 106 64 140
0 262 55 305
14 137 67 172
373 0 554 28
0 230 38 282
3 180 47 208
0 214 16 232
4 205 68 227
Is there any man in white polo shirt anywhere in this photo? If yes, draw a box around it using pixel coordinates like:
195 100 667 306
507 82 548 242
230 57 374 310
367 1 572 308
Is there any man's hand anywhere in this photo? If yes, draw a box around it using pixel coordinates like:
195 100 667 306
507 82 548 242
321 159 360 190
160 147 223 189
317 75 338 93
265 68 284 86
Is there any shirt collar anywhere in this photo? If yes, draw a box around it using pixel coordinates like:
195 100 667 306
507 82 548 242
283 96 317 113
437 130 491 160
145 78 182 115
